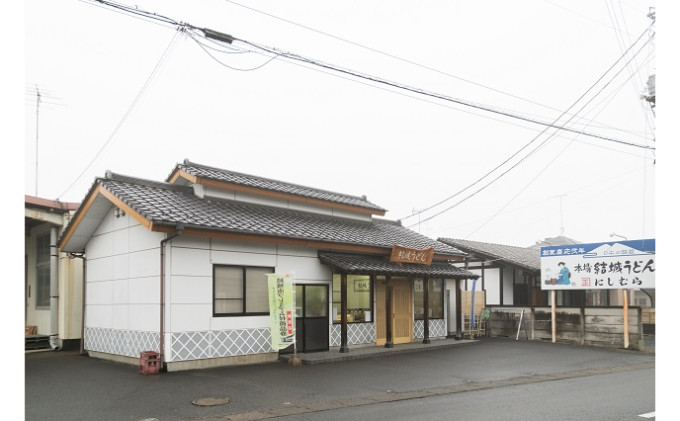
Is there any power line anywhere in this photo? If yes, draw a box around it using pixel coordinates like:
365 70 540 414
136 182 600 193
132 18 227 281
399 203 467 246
220 1 582 116
187 31 281 71
79 0 180 28
83 0 654 151
222 0 652 142
57 27 182 199
233 35 653 151
402 24 654 226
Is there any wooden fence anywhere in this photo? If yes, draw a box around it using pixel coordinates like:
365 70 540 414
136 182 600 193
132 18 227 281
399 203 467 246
486 306 647 351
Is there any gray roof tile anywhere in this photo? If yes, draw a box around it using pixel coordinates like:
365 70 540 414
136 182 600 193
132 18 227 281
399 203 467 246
438 238 540 271
171 160 387 213
102 173 465 256
318 253 478 278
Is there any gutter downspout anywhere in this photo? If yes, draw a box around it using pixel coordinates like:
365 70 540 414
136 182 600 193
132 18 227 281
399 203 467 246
69 253 87 355
49 226 60 350
160 223 183 371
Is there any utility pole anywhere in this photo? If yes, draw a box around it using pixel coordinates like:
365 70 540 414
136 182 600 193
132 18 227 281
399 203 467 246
35 84 41 197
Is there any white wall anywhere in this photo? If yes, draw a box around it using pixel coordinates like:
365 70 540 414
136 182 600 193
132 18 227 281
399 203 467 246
165 237 333 335
85 209 163 332
481 268 500 305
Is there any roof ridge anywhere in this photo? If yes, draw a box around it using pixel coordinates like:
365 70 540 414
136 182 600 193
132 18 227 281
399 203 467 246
180 159 384 208
104 171 193 193
439 237 530 250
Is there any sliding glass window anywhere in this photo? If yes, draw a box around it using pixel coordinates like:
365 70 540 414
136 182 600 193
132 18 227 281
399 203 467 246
414 278 444 319
332 274 373 323
213 265 272 316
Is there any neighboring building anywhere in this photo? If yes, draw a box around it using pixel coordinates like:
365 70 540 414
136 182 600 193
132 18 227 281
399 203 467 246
439 238 545 309
439 237 653 310
59 159 478 371
529 236 582 249
25 195 83 350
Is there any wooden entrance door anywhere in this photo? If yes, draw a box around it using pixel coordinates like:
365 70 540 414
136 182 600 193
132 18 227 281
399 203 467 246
376 278 412 345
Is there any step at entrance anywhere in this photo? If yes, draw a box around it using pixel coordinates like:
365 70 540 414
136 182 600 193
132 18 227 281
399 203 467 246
25 335 50 351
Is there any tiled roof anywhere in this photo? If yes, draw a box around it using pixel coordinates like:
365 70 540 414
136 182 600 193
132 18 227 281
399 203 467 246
25 195 80 212
438 238 540 272
97 173 465 256
529 235 582 249
318 252 478 278
170 159 387 214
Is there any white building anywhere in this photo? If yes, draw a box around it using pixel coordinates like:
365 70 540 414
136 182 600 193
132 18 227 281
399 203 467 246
59 159 478 371
25 196 83 350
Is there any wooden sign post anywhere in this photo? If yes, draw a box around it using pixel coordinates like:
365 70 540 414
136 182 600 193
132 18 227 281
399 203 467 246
623 289 629 349
551 290 557 343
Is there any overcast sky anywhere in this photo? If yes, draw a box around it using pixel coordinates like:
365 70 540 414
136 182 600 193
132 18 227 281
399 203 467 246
21 0 663 248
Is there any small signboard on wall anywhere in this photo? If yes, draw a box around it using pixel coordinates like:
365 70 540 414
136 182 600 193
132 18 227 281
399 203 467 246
540 239 655 290
390 244 435 266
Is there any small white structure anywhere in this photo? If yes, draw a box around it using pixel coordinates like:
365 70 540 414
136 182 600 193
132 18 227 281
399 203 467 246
60 160 477 371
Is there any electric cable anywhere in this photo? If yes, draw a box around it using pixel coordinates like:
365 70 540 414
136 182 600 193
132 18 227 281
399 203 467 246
221 0 640 138
75 0 655 221
81 0 655 150
57 27 182 199
403 27 653 227
236 36 653 151
186 30 280 71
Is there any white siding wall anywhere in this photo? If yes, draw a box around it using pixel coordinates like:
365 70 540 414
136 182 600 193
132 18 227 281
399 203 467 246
482 268 500 305
163 237 332 363
165 238 332 334
85 209 163 332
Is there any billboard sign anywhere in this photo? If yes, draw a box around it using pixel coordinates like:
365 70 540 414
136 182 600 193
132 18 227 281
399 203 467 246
540 239 655 290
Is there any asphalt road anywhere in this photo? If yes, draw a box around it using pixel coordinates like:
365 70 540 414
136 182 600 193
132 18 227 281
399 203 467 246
24 338 655 421
274 368 655 420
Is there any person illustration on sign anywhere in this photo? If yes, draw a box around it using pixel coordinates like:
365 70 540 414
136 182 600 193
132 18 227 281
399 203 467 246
557 262 571 285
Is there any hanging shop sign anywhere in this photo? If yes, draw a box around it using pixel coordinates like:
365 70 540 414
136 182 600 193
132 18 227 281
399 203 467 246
540 239 655 290
390 244 435 266
267 273 296 350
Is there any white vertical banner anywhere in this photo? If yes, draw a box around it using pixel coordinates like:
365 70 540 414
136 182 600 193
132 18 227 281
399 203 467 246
267 273 296 350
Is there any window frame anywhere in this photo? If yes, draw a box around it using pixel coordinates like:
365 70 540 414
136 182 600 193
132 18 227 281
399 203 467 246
414 278 445 320
35 233 51 309
213 264 273 317
331 274 374 324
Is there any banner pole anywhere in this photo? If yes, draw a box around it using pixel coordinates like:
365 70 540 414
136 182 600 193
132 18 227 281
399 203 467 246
290 279 301 365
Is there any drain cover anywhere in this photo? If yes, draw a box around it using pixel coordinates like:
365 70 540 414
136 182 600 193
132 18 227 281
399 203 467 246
192 397 230 407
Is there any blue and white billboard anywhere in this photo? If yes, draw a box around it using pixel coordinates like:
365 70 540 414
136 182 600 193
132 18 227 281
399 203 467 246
540 239 655 290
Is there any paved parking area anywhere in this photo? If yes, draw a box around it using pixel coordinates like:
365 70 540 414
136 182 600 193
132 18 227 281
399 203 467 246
24 337 655 421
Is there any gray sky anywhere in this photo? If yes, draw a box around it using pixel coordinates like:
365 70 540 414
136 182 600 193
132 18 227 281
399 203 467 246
22 0 659 248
